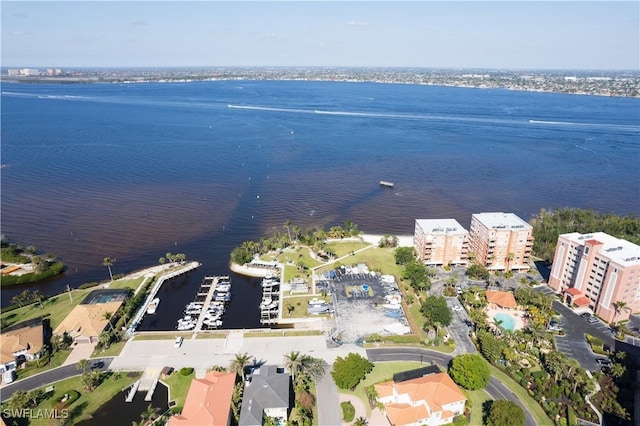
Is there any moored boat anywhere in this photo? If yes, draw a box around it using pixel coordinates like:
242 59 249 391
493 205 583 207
147 298 160 314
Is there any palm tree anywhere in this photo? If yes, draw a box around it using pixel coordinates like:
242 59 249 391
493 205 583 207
284 351 303 383
77 358 90 373
284 220 292 243
612 301 630 324
32 290 45 309
353 417 368 426
139 404 159 425
506 252 515 270
103 257 115 281
230 352 251 381
103 311 115 334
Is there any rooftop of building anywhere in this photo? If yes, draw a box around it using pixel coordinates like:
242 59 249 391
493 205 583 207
238 365 290 426
472 212 532 230
561 232 640 266
53 301 123 337
0 321 44 364
415 218 468 235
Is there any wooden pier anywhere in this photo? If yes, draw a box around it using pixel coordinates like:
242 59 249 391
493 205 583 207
192 276 224 334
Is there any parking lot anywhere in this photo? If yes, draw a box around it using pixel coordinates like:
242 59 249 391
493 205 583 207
319 265 411 344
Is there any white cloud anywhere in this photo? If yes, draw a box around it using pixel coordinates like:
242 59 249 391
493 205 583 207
318 41 329 48
347 20 369 27
11 29 33 36
131 21 149 27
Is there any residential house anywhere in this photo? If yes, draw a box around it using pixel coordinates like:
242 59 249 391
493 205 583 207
168 371 236 426
375 371 467 426
238 365 290 426
0 320 46 372
53 301 122 343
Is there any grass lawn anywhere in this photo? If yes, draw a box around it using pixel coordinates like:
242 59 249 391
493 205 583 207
108 276 146 291
339 361 423 417
1 288 94 329
281 295 332 319
17 349 71 380
325 241 371 258
244 330 323 338
163 370 195 409
488 364 552 425
134 333 185 341
467 388 492 425
26 372 139 426
196 333 228 339
91 340 127 357
315 246 402 278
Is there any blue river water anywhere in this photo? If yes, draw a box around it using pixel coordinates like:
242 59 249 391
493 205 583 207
2 81 639 326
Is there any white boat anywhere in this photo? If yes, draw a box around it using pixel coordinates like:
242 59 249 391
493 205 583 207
382 302 402 310
177 322 195 331
147 298 160 314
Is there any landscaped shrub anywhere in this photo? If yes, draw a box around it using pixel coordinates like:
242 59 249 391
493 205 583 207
567 406 578 426
56 390 80 407
180 367 193 376
340 401 355 422
78 282 100 289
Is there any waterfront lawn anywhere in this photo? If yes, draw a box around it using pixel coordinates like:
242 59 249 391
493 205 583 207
338 361 422 417
134 333 184 341
109 276 146 291
244 330 323 338
488 364 552 425
1 288 93 329
27 372 138 426
324 241 371 258
276 246 323 269
196 332 228 339
91 340 127 357
316 246 402 278
17 349 71 380
163 369 195 411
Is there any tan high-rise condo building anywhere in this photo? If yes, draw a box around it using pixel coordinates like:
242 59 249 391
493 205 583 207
414 219 469 266
548 232 640 323
469 212 533 271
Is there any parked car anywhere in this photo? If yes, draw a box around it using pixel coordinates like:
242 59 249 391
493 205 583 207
580 312 591 319
174 336 183 348
91 360 105 369
455 286 463 295
595 357 612 367
587 316 599 324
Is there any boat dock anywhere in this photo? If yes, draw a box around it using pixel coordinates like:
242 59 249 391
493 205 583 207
128 261 201 336
192 276 222 334
259 275 281 325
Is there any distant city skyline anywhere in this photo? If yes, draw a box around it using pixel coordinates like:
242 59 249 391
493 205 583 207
2 1 639 70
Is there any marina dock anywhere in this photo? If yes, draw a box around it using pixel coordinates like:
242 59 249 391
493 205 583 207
192 276 222 334
128 261 201 335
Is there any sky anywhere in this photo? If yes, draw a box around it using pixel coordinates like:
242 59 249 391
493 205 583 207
1 1 639 70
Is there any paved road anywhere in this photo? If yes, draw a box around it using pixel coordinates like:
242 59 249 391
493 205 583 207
315 366 341 426
366 348 537 426
445 297 476 354
0 358 113 401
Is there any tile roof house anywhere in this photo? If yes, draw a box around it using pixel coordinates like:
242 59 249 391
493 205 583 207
167 371 236 426
53 301 122 343
375 372 466 426
485 290 517 309
238 365 291 426
0 321 46 371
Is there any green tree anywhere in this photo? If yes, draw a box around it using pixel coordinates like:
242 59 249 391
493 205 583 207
231 382 244 422
5 389 31 411
77 358 90 373
403 260 430 290
612 300 630 324
230 352 252 381
394 247 414 265
466 264 490 281
449 354 490 390
284 351 303 384
102 257 115 281
420 295 453 328
331 353 373 390
487 400 525 426
27 389 44 407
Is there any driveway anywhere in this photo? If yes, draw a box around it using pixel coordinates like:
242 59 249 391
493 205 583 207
316 366 341 426
445 297 476 354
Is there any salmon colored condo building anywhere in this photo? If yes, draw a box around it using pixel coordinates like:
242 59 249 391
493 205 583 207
548 232 640 323
469 212 534 272
414 219 469 266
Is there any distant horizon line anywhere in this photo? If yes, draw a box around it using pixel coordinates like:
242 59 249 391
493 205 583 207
2 65 639 74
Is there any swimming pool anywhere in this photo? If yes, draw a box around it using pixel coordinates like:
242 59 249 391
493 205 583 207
493 312 516 331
